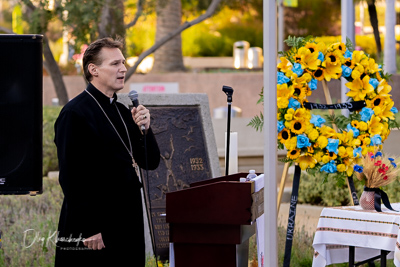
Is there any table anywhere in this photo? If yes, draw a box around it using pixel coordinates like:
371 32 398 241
312 203 400 266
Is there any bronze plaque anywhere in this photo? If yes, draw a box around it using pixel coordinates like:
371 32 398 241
143 106 212 261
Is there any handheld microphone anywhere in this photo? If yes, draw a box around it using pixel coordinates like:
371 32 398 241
128 90 145 132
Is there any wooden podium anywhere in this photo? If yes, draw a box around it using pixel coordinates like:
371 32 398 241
166 173 262 267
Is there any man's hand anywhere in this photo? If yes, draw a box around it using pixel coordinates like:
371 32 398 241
83 233 105 250
132 104 150 132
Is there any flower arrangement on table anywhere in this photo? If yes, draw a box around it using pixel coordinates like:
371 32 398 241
353 150 400 211
272 36 399 184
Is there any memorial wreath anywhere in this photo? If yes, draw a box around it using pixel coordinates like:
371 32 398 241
275 36 399 184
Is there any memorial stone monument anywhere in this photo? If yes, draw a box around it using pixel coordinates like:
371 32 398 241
118 93 220 260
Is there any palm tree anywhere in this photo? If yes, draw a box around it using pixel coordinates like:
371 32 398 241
151 0 186 72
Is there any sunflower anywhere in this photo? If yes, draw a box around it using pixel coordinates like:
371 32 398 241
325 50 342 66
287 149 300 160
278 128 291 144
351 120 360 128
312 66 325 81
327 151 338 160
290 120 306 134
292 84 307 100
332 42 346 54
369 95 386 110
343 58 355 69
293 108 311 122
305 42 319 54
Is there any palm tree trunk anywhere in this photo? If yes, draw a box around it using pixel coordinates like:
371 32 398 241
367 0 382 59
151 0 186 73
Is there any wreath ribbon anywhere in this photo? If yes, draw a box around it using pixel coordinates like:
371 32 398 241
303 101 366 112
364 186 397 212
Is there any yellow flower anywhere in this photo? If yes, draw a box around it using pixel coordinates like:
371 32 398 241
325 50 342 65
316 136 328 149
278 128 291 144
316 41 327 54
343 58 355 69
368 115 384 136
277 56 293 73
287 149 300 160
290 120 307 134
292 84 307 100
327 151 337 160
312 67 326 81
346 75 374 101
352 50 367 64
285 136 298 150
365 58 380 75
338 146 347 157
293 108 311 122
320 125 336 138
337 164 346 172
295 47 321 70
314 150 324 162
377 79 392 97
305 42 319 53
322 61 342 81
307 129 319 141
277 97 289 109
297 155 317 170
277 83 294 98
358 121 368 131
322 155 330 163
332 42 346 54
380 100 395 121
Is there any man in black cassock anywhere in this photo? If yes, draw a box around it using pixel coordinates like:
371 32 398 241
54 38 160 266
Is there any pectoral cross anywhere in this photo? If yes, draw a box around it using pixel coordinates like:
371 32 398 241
132 158 141 178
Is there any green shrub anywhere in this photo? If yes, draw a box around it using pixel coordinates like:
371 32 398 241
43 106 62 176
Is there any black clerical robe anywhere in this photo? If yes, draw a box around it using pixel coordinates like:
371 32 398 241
54 83 160 266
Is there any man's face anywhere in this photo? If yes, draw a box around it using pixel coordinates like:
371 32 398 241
94 47 127 92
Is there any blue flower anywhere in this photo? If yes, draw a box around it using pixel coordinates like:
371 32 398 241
353 147 362 158
277 121 284 133
375 151 383 157
293 63 304 76
296 134 311 149
308 79 318 91
389 157 395 162
344 50 352 59
392 162 398 168
346 124 359 138
353 164 363 173
391 107 398 114
369 78 379 89
360 107 374 122
321 160 337 173
326 138 339 154
288 98 301 110
277 72 290 84
310 114 326 127
370 134 382 146
341 65 352 78
318 52 324 61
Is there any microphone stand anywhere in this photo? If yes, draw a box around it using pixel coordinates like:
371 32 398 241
222 85 234 176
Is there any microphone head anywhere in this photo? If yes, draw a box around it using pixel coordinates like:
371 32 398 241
128 90 139 101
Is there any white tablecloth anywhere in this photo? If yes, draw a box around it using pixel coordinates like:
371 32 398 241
312 203 400 266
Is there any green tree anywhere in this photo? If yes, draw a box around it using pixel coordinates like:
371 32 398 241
0 0 222 105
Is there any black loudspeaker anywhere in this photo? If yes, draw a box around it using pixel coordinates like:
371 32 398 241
0 34 43 195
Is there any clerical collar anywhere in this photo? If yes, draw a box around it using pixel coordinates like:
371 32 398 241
86 83 118 105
